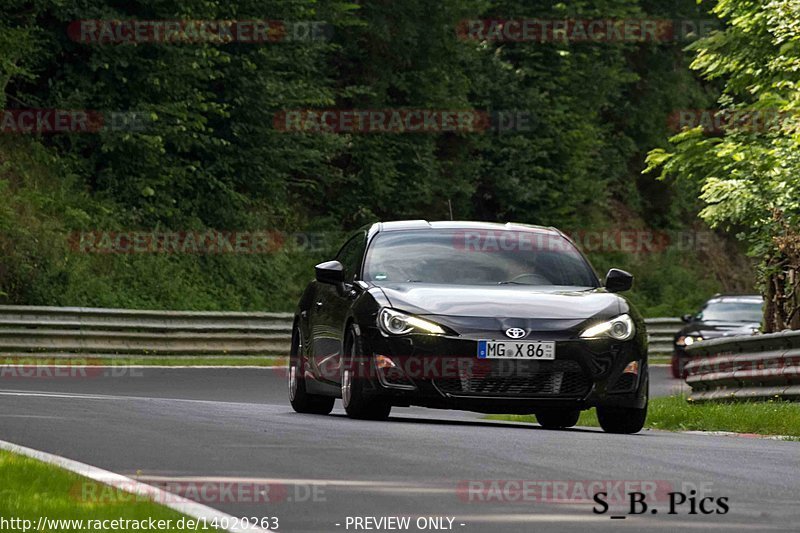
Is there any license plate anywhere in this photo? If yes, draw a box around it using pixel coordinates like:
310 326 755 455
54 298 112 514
477 340 555 360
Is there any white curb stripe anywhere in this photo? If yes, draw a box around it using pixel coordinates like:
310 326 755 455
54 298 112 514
680 430 796 441
0 439 273 533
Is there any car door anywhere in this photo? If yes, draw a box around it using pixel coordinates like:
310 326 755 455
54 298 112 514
310 231 367 384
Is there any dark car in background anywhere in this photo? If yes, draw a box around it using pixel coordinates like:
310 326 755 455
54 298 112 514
289 221 649 434
671 294 763 378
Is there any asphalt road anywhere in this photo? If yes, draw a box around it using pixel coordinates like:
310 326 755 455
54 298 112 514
0 365 797 533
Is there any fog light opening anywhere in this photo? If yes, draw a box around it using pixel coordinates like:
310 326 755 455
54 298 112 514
623 361 639 375
375 354 397 369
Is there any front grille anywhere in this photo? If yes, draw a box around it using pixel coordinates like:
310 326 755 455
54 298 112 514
434 359 591 397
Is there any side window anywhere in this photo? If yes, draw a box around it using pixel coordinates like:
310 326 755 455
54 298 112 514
336 233 366 282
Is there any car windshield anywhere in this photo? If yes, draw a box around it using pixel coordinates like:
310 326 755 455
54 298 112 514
363 229 599 287
700 301 763 322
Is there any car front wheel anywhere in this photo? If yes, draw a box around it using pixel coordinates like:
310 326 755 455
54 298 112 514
341 327 391 420
596 403 647 434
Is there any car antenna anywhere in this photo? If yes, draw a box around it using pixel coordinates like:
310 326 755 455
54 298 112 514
447 198 454 221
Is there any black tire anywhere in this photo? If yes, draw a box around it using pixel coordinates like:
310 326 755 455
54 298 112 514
596 404 648 434
341 327 391 420
535 408 580 429
288 326 334 415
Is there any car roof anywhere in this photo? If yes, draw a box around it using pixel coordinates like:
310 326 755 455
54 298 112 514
371 220 561 235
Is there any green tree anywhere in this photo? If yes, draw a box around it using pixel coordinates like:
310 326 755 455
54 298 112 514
646 0 800 331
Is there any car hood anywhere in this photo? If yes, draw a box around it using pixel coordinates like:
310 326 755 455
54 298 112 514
678 321 761 339
375 283 621 320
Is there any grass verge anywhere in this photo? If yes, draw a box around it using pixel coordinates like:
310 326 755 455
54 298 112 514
487 395 800 438
0 450 223 532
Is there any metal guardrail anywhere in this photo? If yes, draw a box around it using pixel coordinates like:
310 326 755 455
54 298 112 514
684 330 800 402
0 305 681 359
0 305 293 358
644 317 682 356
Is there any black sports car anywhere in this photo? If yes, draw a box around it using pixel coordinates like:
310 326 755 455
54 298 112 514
289 221 649 434
671 294 763 378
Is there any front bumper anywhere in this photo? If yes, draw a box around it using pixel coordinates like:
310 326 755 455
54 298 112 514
358 327 648 413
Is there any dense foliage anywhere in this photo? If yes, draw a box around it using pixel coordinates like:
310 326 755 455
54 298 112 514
647 0 800 330
0 0 756 314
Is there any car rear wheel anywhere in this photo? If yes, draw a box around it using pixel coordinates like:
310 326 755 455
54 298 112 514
288 326 334 415
596 403 647 434
341 328 391 421
535 408 580 429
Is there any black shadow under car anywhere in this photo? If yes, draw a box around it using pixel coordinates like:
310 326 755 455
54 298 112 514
288 221 649 434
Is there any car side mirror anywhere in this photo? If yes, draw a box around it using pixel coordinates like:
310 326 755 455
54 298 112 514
681 314 694 323
315 260 345 285
605 268 633 293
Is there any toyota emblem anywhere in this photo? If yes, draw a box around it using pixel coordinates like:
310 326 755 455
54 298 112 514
505 328 526 339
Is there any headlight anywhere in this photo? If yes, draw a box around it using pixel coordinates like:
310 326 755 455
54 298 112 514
580 314 635 341
378 308 445 335
676 335 702 347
